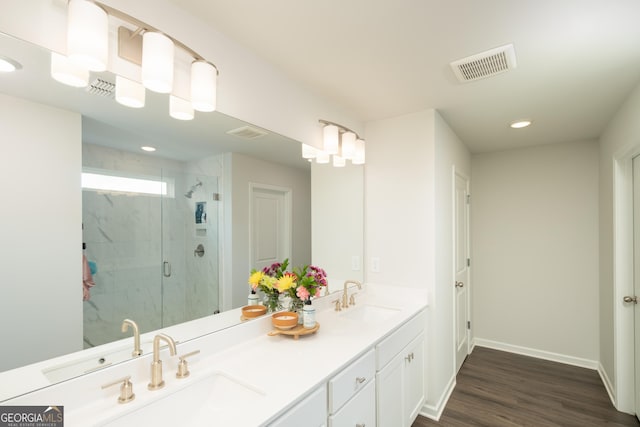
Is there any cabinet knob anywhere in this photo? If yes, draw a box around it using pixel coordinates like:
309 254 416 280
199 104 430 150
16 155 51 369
356 424 366 427
356 376 366 384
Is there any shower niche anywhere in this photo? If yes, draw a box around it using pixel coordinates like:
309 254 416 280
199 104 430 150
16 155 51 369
81 143 221 349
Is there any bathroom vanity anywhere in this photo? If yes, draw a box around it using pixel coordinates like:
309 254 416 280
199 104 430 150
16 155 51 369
1 284 427 426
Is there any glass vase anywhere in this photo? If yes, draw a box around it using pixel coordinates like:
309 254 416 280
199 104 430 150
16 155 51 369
264 292 282 313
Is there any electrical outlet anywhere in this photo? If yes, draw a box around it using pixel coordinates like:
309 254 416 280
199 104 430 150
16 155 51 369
371 257 380 273
351 256 360 271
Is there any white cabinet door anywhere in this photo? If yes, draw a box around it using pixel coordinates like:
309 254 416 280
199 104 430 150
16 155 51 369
377 333 426 427
404 334 425 424
377 352 404 427
270 385 327 427
328 380 376 427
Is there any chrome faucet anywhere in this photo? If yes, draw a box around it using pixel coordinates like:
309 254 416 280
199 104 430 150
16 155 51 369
342 280 362 309
148 333 177 390
121 319 142 357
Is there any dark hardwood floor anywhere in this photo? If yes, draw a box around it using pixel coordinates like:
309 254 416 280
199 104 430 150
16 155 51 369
413 346 639 427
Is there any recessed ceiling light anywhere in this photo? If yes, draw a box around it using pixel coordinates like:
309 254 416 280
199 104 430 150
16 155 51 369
510 120 532 129
141 146 156 152
0 55 22 73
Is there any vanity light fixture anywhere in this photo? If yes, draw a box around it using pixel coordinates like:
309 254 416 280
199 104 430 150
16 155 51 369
323 124 339 155
312 120 366 167
53 0 219 121
510 119 532 129
141 31 174 94
50 52 89 87
115 75 145 108
191 60 218 112
315 150 330 164
0 55 22 72
169 95 194 121
67 0 108 72
301 144 317 159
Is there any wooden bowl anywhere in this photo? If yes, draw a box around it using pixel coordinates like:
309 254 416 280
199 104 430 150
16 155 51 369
272 311 299 330
242 305 267 319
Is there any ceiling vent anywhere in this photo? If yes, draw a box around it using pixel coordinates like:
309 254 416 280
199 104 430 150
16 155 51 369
227 126 268 140
450 44 516 83
86 78 115 97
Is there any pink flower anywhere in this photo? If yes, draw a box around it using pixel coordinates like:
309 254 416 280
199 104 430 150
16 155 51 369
296 285 310 301
314 288 322 298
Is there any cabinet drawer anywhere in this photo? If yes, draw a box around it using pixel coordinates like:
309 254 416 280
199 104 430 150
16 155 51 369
328 379 376 427
269 384 327 427
329 348 375 413
376 309 425 371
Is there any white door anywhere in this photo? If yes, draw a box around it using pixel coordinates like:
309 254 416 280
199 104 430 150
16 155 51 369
633 156 640 420
454 172 470 373
250 184 292 271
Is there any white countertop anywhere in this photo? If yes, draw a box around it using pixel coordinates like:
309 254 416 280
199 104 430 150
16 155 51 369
3 283 427 426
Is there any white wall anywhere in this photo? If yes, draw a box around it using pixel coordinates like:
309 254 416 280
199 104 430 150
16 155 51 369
471 140 599 363
228 153 311 309
431 111 471 417
365 110 435 288
0 93 82 371
598 81 640 411
365 109 470 418
311 162 364 291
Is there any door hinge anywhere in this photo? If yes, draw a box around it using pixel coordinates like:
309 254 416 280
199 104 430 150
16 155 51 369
467 321 471 330
466 194 471 204
467 258 471 267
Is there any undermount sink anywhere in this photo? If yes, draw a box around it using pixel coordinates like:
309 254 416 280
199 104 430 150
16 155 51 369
105 371 265 426
340 303 401 322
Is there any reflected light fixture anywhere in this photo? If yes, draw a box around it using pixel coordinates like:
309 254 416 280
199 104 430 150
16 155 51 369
142 31 174 93
352 139 366 165
302 144 317 159
141 146 156 152
191 60 217 112
67 0 108 72
333 155 346 167
0 55 22 72
323 124 339 155
316 150 330 164
341 131 356 160
50 52 89 87
510 119 532 129
169 95 194 120
115 75 145 108
312 120 366 167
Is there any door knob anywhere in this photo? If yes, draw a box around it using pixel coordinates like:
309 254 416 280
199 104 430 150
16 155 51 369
455 281 464 288
623 296 638 304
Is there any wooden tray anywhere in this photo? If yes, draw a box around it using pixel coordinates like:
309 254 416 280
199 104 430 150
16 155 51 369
268 323 320 340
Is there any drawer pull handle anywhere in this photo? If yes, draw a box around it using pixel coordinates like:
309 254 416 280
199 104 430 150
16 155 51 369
356 424 366 427
356 376 366 384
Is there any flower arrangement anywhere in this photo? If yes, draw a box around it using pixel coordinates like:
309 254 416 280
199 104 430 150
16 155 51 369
248 259 328 313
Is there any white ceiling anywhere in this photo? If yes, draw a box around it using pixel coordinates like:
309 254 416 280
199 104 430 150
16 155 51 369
169 0 640 153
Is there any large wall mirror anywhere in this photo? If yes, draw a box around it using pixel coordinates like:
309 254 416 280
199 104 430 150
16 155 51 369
0 31 363 398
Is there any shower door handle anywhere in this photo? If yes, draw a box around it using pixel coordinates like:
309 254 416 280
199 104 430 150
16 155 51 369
163 261 171 277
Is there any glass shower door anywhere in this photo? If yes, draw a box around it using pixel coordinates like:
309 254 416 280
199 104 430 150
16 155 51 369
161 170 220 328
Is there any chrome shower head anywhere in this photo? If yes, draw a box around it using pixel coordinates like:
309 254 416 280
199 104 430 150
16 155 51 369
184 180 202 198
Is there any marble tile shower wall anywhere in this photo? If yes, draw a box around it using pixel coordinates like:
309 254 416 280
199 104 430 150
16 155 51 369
81 144 220 349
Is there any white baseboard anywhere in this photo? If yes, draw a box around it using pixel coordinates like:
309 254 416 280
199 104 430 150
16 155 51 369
419 373 456 421
473 338 599 370
598 361 616 408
